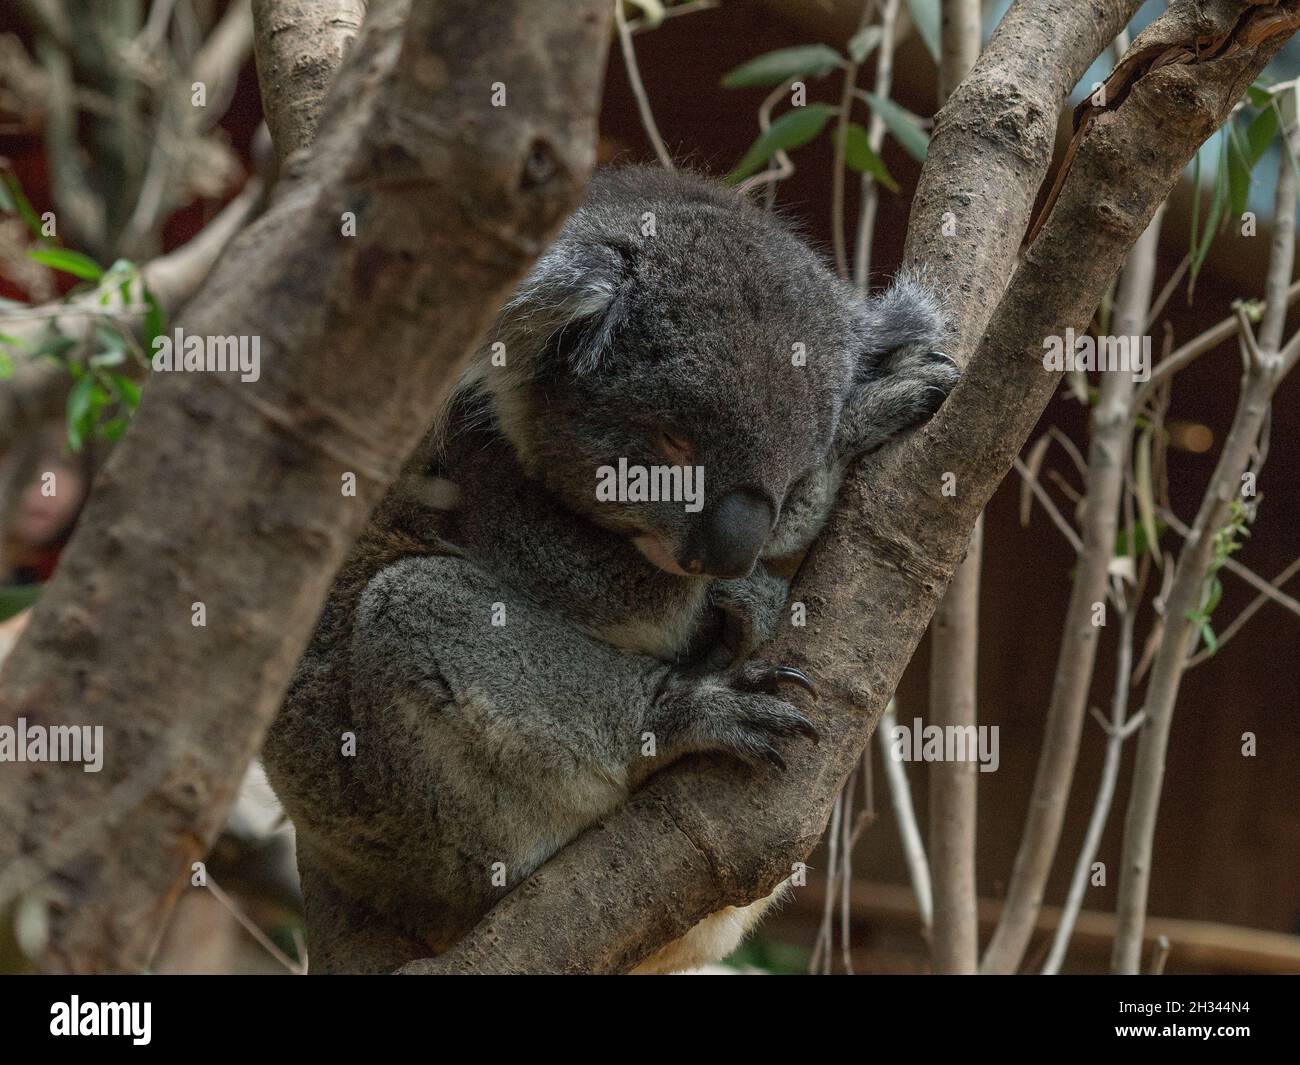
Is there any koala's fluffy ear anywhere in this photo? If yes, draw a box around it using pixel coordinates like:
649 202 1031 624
505 240 631 375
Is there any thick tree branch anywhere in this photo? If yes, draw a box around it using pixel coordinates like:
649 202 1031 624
0 0 611 973
411 0 1296 977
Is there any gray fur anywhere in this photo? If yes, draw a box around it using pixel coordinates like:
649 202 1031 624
262 166 958 973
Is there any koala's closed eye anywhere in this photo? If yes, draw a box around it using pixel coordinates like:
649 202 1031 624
657 428 695 465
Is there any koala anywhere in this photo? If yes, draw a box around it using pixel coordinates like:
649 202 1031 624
262 166 957 974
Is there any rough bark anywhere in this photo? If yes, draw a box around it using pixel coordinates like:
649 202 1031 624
0 0 611 973
252 0 368 166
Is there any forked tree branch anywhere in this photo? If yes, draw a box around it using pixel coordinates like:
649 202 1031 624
252 0 368 167
1112 99 1300 974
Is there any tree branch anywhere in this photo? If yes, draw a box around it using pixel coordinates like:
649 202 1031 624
251 0 368 168
981 202 1165 974
1111 99 1300 973
0 0 611 973
925 0 984 977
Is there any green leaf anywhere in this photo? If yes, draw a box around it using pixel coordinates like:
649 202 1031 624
1200 621 1218 657
1189 140 1229 299
109 372 141 409
1246 82 1271 108
102 258 138 305
904 0 941 62
1114 519 1167 561
28 247 103 282
721 45 843 88
2 172 42 238
0 583 41 621
847 26 883 63
725 103 836 182
143 287 165 357
66 374 97 451
98 416 129 441
1246 103 1279 165
841 123 899 191
861 92 929 161
1205 576 1224 616
1227 123 1252 218
30 329 77 363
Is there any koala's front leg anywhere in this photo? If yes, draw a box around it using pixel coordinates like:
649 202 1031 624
708 561 792 668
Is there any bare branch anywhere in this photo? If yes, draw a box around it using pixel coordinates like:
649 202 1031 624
614 0 674 169
251 0 367 167
982 204 1164 974
1112 105 1300 972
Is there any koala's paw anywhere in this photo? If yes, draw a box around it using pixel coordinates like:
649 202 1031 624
655 662 819 770
710 564 792 667
893 347 962 417
837 348 960 457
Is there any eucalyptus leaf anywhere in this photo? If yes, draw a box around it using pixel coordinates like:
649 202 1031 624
722 45 842 88
904 0 941 62
861 92 929 161
847 26 883 63
726 103 836 182
841 123 898 191
28 247 104 282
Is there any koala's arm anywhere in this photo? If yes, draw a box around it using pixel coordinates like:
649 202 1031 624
765 277 958 563
346 554 818 857
836 275 958 457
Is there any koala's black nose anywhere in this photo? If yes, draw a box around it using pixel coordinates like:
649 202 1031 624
681 490 773 579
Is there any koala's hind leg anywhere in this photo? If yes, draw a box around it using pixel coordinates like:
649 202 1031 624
296 848 434 975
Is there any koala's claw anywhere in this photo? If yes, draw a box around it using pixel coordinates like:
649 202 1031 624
931 350 958 369
655 661 821 768
774 664 817 698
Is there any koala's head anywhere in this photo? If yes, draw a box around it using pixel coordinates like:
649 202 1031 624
473 166 875 580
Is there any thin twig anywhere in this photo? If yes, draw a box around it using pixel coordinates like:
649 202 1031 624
1041 600 1139 974
852 0 902 293
614 0 674 169
205 874 305 974
879 701 933 937
832 1 877 279
1013 457 1084 553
